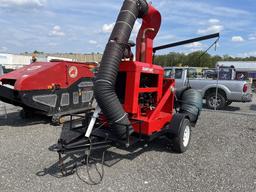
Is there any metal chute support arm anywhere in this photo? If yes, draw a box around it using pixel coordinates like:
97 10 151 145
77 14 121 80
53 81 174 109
136 4 161 64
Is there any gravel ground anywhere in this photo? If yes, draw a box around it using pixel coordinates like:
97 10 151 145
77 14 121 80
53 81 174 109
202 93 256 114
0 102 255 192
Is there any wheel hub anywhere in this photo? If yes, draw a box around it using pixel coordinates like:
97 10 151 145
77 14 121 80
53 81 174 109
209 96 221 108
183 125 190 147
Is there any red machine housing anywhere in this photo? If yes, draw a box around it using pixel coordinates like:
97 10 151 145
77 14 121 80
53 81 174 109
115 4 175 136
118 61 175 135
0 61 94 91
56 0 204 159
0 61 96 122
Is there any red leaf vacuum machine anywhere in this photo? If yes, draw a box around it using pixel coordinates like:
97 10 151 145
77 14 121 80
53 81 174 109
49 0 221 180
0 0 220 181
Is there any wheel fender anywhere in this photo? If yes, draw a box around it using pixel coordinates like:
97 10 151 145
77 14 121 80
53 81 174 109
203 84 230 98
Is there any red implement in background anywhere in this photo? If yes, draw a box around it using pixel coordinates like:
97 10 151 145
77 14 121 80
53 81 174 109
0 61 96 123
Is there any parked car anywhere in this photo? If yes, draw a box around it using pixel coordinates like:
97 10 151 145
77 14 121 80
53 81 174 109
164 67 252 109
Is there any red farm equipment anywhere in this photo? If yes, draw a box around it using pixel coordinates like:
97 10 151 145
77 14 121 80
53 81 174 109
52 1 220 179
0 0 220 181
0 61 97 123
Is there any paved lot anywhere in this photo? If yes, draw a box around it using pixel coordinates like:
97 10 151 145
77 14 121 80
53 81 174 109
0 101 255 192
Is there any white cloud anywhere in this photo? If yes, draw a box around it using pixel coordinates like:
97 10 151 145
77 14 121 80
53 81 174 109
49 25 65 37
249 36 256 40
184 42 203 48
197 18 223 34
208 19 220 24
231 36 244 42
198 25 224 34
101 21 141 34
184 42 204 53
238 51 256 57
0 46 8 52
89 40 97 45
133 21 141 34
0 0 46 8
48 42 57 47
168 1 250 18
248 33 256 40
102 23 115 33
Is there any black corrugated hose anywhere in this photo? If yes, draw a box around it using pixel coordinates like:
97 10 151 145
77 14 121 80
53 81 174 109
180 89 203 123
94 0 149 139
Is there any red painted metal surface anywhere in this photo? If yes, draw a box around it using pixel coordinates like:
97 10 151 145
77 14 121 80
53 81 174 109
105 16 174 135
0 61 94 91
113 3 175 136
119 61 175 135
136 4 161 64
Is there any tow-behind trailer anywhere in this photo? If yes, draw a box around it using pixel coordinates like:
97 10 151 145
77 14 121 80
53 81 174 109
51 0 220 183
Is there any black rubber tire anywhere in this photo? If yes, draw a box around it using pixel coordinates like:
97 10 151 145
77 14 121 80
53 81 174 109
172 118 191 153
206 92 226 110
226 101 232 106
20 109 32 119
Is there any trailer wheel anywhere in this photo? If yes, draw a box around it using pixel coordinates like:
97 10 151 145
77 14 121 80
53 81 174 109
172 118 191 153
167 113 191 153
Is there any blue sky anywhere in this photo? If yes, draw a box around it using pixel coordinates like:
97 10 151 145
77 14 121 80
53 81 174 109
0 0 255 57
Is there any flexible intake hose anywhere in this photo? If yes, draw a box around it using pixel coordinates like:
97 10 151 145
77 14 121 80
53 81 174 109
180 89 203 122
94 0 149 138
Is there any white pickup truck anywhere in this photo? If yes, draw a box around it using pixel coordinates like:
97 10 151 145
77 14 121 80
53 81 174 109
164 67 252 109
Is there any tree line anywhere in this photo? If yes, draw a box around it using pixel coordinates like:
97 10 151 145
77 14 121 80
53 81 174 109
154 51 256 68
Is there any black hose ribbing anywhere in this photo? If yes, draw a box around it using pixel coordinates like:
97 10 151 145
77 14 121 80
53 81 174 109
180 89 203 122
94 0 148 138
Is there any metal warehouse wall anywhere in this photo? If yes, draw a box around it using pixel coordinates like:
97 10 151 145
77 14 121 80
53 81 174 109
48 53 102 62
217 61 256 72
0 53 102 69
22 53 103 63
0 53 32 69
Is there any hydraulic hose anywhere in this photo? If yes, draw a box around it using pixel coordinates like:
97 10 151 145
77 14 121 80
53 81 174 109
94 0 149 139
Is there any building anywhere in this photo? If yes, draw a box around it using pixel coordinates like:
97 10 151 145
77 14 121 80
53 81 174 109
0 53 102 70
0 53 33 69
22 53 102 63
0 53 81 70
0 53 75 69
47 53 102 63
47 56 72 62
217 61 256 71
217 61 256 77
217 61 256 90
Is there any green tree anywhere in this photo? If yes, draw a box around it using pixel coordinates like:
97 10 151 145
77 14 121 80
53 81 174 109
154 51 255 68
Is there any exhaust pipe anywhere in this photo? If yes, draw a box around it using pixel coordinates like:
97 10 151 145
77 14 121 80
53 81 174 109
94 0 149 138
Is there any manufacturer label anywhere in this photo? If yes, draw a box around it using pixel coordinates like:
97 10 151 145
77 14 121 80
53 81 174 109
68 66 78 78
142 67 154 73
78 81 93 88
